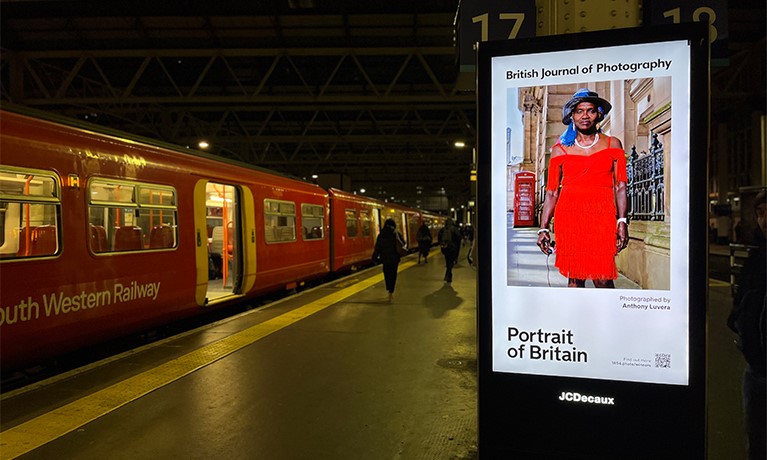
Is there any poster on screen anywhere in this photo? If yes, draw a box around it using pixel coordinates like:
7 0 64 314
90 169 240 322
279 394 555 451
489 40 692 385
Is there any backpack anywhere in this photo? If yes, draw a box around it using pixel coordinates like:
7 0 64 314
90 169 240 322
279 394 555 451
417 229 432 244
439 228 456 251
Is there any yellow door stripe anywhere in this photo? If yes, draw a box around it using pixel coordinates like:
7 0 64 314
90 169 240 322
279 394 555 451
0 260 415 459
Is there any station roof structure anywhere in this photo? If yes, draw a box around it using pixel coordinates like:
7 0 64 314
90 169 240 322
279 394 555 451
1 0 471 210
1 0 764 209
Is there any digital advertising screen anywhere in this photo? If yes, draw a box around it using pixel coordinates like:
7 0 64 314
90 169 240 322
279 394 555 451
476 24 708 458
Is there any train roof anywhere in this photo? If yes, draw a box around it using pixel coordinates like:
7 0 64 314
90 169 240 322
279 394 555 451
0 103 314 186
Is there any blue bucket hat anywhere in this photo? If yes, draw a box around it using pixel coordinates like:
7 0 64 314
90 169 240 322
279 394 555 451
561 88 612 125
559 88 612 146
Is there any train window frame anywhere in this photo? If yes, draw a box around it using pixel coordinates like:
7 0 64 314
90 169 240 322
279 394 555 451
359 210 372 237
0 166 62 261
87 178 178 254
0 202 5 248
301 203 325 241
264 199 297 244
345 209 358 238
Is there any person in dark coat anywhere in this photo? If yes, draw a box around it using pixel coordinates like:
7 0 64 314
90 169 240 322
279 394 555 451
438 218 462 283
372 218 406 302
728 189 766 460
416 222 432 264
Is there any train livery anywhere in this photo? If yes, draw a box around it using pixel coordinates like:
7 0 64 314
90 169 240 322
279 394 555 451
0 109 446 372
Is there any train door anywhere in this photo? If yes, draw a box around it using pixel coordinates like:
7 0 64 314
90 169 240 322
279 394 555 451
194 181 254 305
372 208 381 237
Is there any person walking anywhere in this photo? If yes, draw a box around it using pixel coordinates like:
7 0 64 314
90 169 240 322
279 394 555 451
438 218 462 283
728 189 766 460
416 222 432 264
372 218 406 302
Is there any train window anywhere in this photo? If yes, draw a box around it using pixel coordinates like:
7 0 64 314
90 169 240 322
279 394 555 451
301 204 325 240
345 209 358 238
88 179 177 253
139 186 176 207
359 210 372 237
264 199 296 243
0 167 61 260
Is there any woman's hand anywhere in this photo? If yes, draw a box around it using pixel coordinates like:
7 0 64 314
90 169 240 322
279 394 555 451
616 222 629 253
537 230 552 255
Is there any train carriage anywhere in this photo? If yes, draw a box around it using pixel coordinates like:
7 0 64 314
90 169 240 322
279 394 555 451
0 108 449 373
0 109 331 371
327 188 383 273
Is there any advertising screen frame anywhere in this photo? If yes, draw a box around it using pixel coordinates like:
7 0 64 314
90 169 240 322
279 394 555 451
476 23 709 458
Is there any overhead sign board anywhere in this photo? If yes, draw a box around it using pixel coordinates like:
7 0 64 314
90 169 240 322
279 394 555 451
456 0 536 72
645 0 728 64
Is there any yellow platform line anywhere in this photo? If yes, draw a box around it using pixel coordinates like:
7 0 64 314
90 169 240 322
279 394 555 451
0 260 415 459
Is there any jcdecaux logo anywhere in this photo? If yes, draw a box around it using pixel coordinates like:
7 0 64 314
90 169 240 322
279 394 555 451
558 391 615 405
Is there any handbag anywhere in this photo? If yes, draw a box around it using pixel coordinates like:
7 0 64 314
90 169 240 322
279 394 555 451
396 236 408 256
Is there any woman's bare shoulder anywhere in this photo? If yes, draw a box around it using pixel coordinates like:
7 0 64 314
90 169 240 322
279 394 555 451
608 135 624 149
550 143 567 158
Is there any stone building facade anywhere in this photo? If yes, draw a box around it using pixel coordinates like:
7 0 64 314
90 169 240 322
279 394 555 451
509 79 674 289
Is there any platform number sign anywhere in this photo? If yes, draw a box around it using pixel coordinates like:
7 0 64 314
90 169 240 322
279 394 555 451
457 0 536 72
646 0 728 64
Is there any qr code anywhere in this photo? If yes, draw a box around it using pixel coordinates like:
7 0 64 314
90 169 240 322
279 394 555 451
655 353 671 368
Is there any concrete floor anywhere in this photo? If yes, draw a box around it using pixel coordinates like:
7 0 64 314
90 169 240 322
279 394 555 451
1 248 478 460
0 241 751 459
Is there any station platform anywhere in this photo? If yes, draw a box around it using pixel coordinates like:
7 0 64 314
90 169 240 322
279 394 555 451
0 240 752 459
0 246 478 460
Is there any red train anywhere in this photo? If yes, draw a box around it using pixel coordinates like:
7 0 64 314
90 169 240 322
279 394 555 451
0 108 446 372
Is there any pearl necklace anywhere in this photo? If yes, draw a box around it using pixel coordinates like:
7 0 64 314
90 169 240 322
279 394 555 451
574 133 599 149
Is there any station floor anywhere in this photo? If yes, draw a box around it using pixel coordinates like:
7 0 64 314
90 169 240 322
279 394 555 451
0 239 751 459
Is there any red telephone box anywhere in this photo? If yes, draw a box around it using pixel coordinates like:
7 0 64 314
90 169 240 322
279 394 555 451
513 171 535 227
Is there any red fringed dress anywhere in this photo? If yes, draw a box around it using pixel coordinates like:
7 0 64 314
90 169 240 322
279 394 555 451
547 138 627 280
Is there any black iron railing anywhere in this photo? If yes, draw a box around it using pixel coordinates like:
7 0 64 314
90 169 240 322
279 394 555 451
627 133 665 221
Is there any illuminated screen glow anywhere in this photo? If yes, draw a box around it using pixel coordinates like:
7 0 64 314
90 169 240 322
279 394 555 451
489 41 692 385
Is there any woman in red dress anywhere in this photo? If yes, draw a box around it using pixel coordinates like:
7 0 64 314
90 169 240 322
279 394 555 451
536 88 629 288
